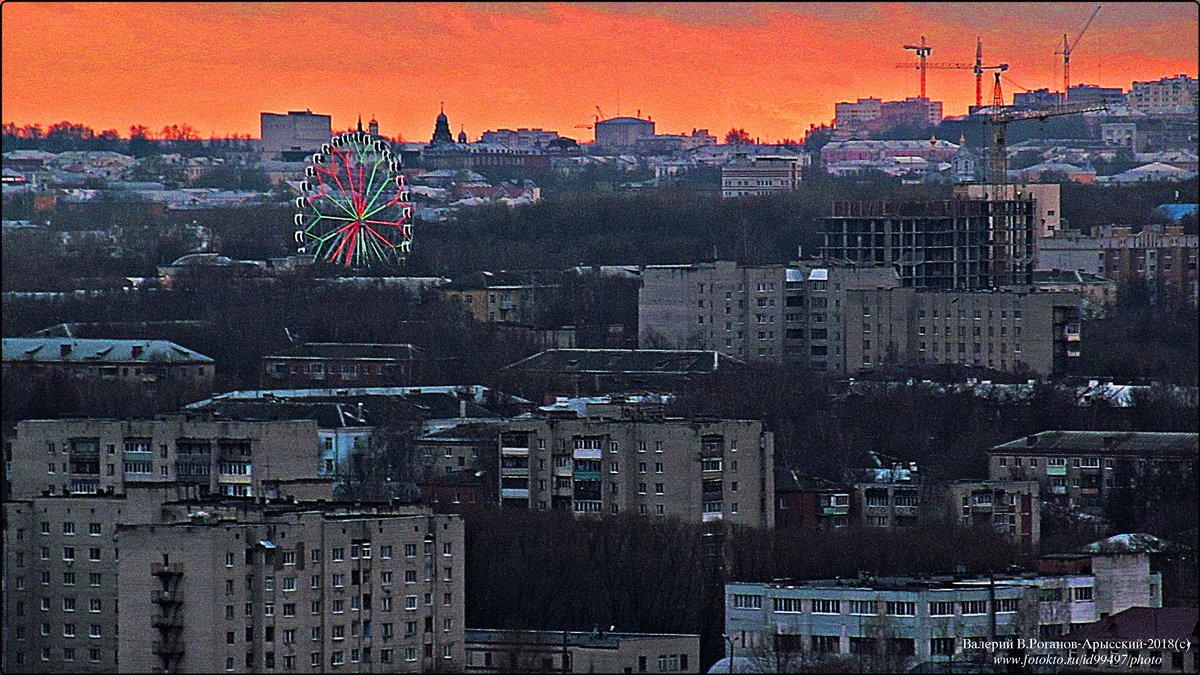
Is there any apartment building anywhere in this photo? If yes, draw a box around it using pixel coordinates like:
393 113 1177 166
259 343 426 389
1126 75 1198 114
842 287 1082 376
7 417 318 500
1035 224 1199 307
823 197 1036 289
721 156 808 198
988 431 1198 513
637 260 900 370
2 484 180 673
852 479 1040 548
726 539 1162 670
464 628 700 674
116 502 464 673
497 405 773 527
2 337 215 414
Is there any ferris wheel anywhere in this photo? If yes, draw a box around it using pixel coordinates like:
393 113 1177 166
293 130 413 268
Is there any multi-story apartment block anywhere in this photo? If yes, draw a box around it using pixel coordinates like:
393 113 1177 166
851 479 1040 548
842 287 1081 376
774 470 851 531
2 484 179 673
1035 224 1199 307
637 260 900 370
497 404 773 526
823 197 1036 289
260 110 332 161
1126 75 1198 114
116 502 465 673
7 417 318 500
464 628 700 674
721 155 808 198
988 431 1198 513
726 539 1162 670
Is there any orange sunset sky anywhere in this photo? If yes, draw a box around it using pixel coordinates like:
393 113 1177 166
2 2 1197 142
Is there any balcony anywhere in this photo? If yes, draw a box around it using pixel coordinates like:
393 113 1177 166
573 470 601 481
151 589 183 605
572 448 602 460
218 474 252 485
152 639 185 656
552 464 573 477
500 488 529 499
1050 486 1068 495
152 613 183 629
1046 466 1068 476
152 563 183 577
500 467 529 477
821 505 850 516
501 446 529 456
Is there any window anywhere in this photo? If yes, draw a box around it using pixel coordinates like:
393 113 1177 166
89 548 100 561
89 573 101 587
1073 587 1094 602
770 595 809 616
90 624 102 638
960 600 987 615
886 601 915 616
849 600 877 615
332 547 344 561
89 599 101 613
811 599 840 614
929 601 955 616
63 597 76 612
332 599 344 613
931 638 956 656
732 594 762 609
88 522 101 536
405 596 418 610
655 462 664 473
812 635 840 654
996 599 1020 613
404 543 416 557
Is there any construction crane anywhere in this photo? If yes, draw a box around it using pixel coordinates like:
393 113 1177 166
594 106 607 123
902 36 933 98
984 72 1107 183
1056 5 1101 102
895 37 993 106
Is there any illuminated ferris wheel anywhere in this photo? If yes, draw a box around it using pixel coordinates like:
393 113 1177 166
293 129 413 268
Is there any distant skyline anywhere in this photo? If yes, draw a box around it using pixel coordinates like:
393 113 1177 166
2 2 1197 142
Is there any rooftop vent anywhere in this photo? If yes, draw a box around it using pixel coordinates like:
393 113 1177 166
1025 434 1039 447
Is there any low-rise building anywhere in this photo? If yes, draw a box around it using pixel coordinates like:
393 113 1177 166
989 431 1198 514
1063 607 1199 673
725 536 1163 671
721 155 808 198
773 470 851 531
464 628 700 673
2 337 215 415
260 343 429 388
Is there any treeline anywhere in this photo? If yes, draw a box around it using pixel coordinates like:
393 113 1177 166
2 121 252 156
668 362 1199 484
463 508 1024 668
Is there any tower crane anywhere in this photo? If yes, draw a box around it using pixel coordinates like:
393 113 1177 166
895 37 997 106
1056 5 1101 102
983 73 1107 183
902 36 933 98
594 106 607 123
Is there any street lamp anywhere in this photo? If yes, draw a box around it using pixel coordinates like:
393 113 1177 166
722 633 735 675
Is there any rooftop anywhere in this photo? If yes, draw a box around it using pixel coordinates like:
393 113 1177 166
992 431 1198 456
1065 607 1199 642
265 342 422 361
465 628 696 650
501 349 742 375
2 337 213 364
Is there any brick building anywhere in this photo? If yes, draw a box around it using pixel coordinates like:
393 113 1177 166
464 628 700 674
260 343 428 389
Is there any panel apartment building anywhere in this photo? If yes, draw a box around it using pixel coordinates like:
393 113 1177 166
989 431 1199 513
7 416 318 500
497 405 774 527
638 261 1080 376
2 486 466 674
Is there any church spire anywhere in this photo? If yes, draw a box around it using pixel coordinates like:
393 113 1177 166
357 115 363 133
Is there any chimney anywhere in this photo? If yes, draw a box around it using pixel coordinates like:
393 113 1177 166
132 345 144 359
1025 434 1038 447
60 343 72 358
